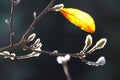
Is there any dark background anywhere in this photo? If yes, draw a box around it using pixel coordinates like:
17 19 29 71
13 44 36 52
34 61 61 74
0 0 120 80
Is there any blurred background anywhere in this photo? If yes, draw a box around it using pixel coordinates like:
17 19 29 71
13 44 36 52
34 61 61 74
0 0 120 80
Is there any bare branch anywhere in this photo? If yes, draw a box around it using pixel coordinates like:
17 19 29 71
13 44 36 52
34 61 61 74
22 0 56 41
0 0 107 70
63 63 71 80
9 0 15 47
16 50 79 60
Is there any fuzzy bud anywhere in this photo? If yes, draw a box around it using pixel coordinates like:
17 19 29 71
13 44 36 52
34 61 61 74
33 12 37 18
57 54 70 64
88 38 107 54
10 53 16 60
27 33 36 42
86 56 106 66
51 4 64 11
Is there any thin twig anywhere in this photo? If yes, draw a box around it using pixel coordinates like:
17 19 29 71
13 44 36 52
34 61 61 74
9 0 15 47
22 0 56 40
63 62 71 80
0 44 84 59
16 49 80 59
0 42 24 53
16 50 75 59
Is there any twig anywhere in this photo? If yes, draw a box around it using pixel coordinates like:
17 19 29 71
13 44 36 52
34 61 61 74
22 0 56 40
0 43 85 60
9 0 15 47
63 62 71 80
0 41 24 52
0 0 57 57
16 50 80 59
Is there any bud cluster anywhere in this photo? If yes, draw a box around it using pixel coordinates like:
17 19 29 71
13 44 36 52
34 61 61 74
0 51 16 60
78 34 107 66
57 54 70 64
26 33 42 58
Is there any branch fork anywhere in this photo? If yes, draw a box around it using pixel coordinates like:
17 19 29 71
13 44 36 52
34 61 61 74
0 1 108 80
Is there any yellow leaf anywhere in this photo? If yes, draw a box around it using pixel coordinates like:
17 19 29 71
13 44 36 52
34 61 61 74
60 8 96 33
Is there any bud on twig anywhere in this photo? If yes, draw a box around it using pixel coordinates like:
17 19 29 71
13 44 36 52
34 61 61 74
0 51 10 57
27 33 36 42
5 19 10 25
0 51 16 60
34 38 40 45
57 54 70 64
88 38 107 54
86 56 106 66
10 53 16 60
33 12 37 18
51 4 64 11
82 34 92 52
